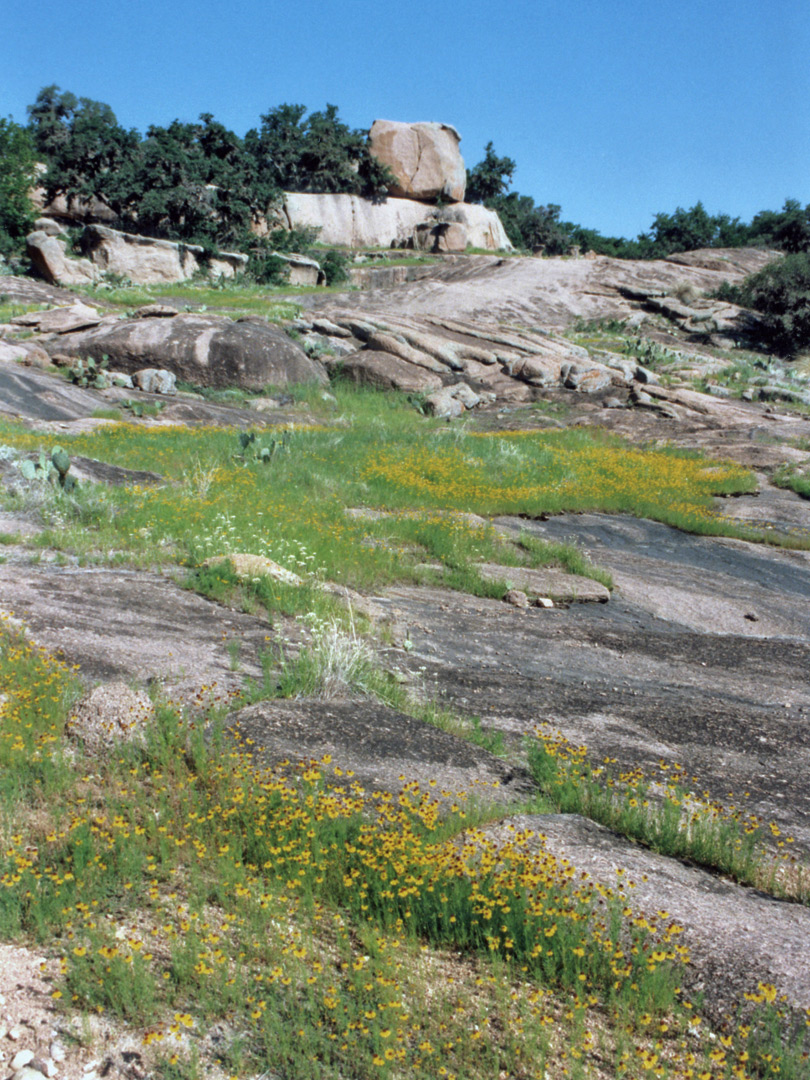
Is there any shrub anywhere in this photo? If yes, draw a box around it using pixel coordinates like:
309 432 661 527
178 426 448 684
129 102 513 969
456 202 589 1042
738 252 810 355
321 249 350 285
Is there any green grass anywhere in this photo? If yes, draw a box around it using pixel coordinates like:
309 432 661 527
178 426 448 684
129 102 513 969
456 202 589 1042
0 383 791 612
2 618 807 1079
74 280 303 321
772 463 810 499
527 729 808 903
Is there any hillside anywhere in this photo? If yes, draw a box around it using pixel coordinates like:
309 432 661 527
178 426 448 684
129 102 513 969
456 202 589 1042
0 248 809 1080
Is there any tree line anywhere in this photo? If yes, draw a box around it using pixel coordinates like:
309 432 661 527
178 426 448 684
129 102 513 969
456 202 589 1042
465 141 810 258
1 89 809 351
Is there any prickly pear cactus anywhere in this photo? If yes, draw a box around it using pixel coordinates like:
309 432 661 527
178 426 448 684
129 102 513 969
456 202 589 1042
51 446 70 478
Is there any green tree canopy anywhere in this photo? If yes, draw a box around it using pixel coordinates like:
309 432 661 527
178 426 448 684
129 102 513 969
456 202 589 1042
245 103 393 199
0 118 37 258
466 142 516 204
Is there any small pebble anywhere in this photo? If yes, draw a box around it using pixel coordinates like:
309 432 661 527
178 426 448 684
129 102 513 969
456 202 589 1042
534 597 554 608
11 1047 35 1070
32 1059 55 1078
49 1042 66 1063
8 1027 23 1040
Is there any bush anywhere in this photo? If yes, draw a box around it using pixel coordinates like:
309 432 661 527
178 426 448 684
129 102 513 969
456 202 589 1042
321 249 350 285
739 252 810 355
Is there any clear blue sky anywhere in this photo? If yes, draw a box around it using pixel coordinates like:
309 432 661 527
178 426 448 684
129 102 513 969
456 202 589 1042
3 0 808 238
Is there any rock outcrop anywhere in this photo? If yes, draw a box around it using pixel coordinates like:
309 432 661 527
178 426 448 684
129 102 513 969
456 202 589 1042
79 225 247 284
279 193 512 250
369 120 466 203
27 224 248 286
42 312 327 390
292 307 628 408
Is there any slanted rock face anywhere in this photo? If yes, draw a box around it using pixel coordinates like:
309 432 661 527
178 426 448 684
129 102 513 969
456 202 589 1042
42 313 327 390
369 120 466 203
26 231 97 286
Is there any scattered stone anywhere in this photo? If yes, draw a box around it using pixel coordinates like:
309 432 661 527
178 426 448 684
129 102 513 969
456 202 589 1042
602 396 625 409
10 303 101 335
131 367 177 395
33 217 65 236
271 251 324 286
311 318 352 338
107 371 133 388
424 385 476 418
634 364 659 385
202 553 303 587
504 588 530 608
475 563 610 604
132 304 178 318
630 387 655 406
561 361 616 393
11 1049 35 1071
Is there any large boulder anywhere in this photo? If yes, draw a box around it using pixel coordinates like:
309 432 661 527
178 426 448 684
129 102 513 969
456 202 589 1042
26 231 97 286
279 193 512 250
42 313 327 390
79 225 247 284
369 120 466 203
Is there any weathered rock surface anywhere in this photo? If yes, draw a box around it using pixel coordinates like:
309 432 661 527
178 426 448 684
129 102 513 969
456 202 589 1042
0 338 53 369
226 699 535 806
369 120 466 203
0 565 275 704
0 361 115 422
379 514 810 856
308 249 780 329
40 313 326 390
279 193 512 250
79 224 248 284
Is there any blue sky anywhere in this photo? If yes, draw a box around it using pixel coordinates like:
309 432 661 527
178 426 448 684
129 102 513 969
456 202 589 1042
3 0 808 238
